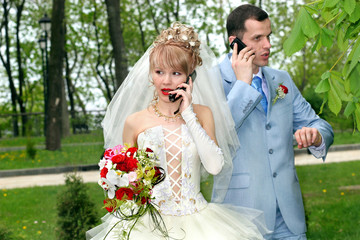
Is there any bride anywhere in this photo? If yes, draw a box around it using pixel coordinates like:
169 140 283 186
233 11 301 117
87 22 268 240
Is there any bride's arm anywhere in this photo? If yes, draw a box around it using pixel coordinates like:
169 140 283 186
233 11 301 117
182 104 224 175
122 114 138 146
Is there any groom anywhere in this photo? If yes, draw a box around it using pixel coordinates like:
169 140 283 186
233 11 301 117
214 4 334 239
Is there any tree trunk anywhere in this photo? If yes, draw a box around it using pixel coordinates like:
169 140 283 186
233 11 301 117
0 0 19 137
46 0 65 150
61 74 70 137
105 0 128 90
15 0 28 137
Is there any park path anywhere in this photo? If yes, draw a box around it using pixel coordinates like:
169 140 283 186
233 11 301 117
1 144 359 189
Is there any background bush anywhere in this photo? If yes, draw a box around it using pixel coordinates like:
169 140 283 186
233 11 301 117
56 173 99 240
0 223 24 240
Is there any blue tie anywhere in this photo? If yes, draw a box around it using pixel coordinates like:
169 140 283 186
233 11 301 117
251 76 268 114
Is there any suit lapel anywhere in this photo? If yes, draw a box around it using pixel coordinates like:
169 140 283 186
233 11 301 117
262 67 277 116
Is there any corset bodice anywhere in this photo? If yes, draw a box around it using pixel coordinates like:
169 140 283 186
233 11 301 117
137 125 208 216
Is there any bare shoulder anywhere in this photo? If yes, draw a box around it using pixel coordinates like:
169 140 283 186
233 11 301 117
123 108 151 144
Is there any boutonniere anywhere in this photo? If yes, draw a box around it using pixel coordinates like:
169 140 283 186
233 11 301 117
273 84 288 105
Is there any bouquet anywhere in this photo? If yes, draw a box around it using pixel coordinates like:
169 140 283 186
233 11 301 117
97 144 167 239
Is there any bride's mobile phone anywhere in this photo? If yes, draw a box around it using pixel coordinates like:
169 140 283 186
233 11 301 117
230 37 247 54
169 71 197 102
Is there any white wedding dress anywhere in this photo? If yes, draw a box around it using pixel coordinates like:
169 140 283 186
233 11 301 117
87 124 267 240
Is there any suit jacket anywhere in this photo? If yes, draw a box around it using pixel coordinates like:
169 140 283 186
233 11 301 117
214 54 334 234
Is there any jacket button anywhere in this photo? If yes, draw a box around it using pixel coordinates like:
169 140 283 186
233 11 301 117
269 149 273 154
273 172 277 178
266 124 271 130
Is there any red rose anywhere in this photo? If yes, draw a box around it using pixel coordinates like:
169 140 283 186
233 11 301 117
103 198 115 213
115 157 138 172
111 154 125 164
280 84 288 94
100 167 108 178
116 187 134 201
126 157 139 171
126 147 138 157
104 148 115 160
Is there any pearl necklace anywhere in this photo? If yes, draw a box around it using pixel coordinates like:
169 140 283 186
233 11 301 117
152 103 182 122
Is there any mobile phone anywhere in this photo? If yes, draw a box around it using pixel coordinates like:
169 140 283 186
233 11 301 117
230 37 247 54
169 70 197 102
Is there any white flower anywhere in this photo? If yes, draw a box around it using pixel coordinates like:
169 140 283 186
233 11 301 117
167 35 173 40
107 170 129 187
189 41 195 46
128 171 137 182
98 158 108 170
99 178 116 199
181 35 188 41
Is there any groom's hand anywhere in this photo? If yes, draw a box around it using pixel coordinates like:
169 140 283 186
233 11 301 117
294 127 322 149
231 43 255 85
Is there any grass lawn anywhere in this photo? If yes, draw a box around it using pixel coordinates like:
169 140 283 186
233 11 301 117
0 130 104 170
1 161 360 239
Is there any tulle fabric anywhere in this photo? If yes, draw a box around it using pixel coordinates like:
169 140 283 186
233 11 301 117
86 203 268 240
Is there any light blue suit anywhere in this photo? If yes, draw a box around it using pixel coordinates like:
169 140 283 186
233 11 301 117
214 54 334 235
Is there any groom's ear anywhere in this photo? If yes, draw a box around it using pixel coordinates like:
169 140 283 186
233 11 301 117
229 36 236 44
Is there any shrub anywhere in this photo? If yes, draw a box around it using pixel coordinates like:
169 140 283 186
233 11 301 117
26 138 37 159
56 173 99 240
0 223 24 240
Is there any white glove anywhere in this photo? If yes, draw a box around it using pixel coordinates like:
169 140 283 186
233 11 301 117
181 105 224 175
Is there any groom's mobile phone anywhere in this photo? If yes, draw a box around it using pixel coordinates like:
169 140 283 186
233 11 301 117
169 71 197 102
230 37 247 54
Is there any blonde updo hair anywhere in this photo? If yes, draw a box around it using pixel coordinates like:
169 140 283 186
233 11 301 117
150 22 202 76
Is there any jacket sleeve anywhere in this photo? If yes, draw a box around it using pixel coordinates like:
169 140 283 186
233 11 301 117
224 79 262 130
289 72 334 160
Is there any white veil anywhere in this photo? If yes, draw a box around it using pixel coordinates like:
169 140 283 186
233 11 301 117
101 43 239 203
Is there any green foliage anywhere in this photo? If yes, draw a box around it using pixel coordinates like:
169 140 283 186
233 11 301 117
26 138 37 160
56 173 99 240
0 223 24 240
284 0 360 131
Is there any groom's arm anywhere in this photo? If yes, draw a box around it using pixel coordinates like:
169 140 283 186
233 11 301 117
224 79 262 130
289 74 334 160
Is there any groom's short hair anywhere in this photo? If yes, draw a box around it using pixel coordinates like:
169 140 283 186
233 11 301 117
226 4 269 39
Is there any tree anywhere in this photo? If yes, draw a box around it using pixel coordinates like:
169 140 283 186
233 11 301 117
0 0 19 137
46 0 65 150
284 0 360 131
105 0 128 89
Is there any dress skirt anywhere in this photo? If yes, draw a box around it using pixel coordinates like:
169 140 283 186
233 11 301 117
86 203 268 240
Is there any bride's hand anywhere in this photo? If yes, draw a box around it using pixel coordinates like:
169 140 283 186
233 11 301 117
169 77 193 113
